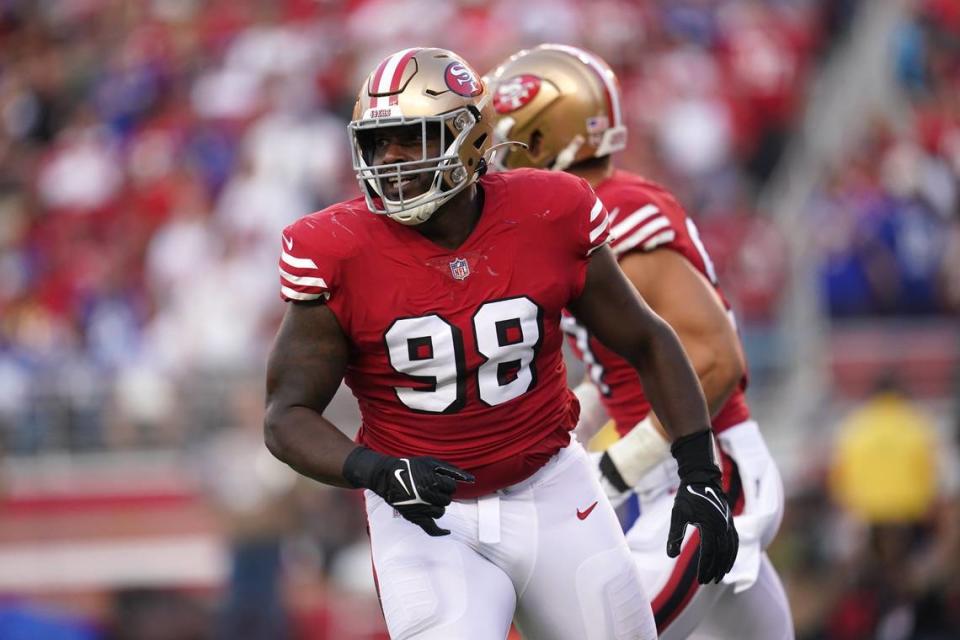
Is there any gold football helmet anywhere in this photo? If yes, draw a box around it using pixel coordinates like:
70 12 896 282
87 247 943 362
349 48 494 225
487 44 627 171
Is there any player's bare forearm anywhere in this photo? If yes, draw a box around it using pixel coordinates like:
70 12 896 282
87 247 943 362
568 246 710 440
619 249 744 417
264 301 357 488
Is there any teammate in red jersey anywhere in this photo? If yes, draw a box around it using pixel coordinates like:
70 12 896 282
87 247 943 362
265 48 737 639
489 44 793 639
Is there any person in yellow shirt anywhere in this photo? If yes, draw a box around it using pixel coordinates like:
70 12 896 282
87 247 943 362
832 377 938 523
826 375 960 638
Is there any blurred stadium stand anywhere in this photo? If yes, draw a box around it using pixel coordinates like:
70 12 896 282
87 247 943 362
0 0 957 638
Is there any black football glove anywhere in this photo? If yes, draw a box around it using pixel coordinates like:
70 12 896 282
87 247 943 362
667 429 739 584
342 447 475 537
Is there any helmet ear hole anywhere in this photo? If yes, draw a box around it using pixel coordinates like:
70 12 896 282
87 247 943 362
529 130 544 157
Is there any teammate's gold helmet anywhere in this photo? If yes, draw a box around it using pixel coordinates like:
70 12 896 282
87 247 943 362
350 48 495 225
487 44 627 171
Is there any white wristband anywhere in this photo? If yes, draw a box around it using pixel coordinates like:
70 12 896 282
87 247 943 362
605 416 671 487
572 381 608 445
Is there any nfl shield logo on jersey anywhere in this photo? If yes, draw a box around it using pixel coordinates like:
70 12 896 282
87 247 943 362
449 257 470 280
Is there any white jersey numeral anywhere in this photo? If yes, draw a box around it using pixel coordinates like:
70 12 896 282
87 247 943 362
385 297 542 413
385 315 466 413
474 297 541 406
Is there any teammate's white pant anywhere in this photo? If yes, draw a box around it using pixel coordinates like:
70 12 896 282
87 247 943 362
626 420 794 640
365 439 657 640
687 556 793 640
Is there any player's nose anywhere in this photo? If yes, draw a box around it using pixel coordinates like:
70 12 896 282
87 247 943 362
378 140 417 165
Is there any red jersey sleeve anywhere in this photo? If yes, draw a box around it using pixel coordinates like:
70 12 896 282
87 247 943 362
278 214 340 304
573 176 612 257
546 173 611 300
607 187 683 257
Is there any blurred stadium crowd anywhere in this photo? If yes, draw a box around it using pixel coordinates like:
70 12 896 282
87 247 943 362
0 0 957 639
812 0 960 318
0 0 847 453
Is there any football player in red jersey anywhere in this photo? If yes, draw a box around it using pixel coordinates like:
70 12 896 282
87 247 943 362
264 48 738 639
489 44 794 640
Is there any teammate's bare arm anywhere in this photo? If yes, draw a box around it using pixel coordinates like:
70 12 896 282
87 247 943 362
620 249 744 417
264 300 356 487
568 245 711 441
593 249 746 499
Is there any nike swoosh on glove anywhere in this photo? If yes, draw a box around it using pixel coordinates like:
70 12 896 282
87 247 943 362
667 430 739 584
343 447 475 537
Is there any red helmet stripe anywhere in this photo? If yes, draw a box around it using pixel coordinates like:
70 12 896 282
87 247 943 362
388 48 421 105
366 48 421 109
544 44 622 128
368 56 391 108
579 49 621 127
602 79 616 127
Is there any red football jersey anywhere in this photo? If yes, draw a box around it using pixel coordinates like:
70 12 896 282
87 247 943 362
278 169 610 497
563 170 750 436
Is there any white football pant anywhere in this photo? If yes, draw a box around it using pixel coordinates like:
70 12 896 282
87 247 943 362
365 439 657 640
627 420 794 640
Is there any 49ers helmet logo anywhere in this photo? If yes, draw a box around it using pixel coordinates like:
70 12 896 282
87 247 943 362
493 74 542 113
444 62 482 97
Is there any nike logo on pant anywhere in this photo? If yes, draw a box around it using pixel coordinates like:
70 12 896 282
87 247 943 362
577 501 599 520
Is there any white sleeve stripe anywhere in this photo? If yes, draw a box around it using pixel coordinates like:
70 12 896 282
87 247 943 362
281 250 318 270
609 204 660 239
611 232 644 255
279 267 327 288
613 226 675 256
642 229 676 251
280 280 327 293
281 286 328 301
589 197 604 222
587 237 610 255
280 280 327 294
589 214 610 243
612 216 670 248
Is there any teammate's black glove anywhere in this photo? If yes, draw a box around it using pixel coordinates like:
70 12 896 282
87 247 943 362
342 447 475 537
667 429 739 584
